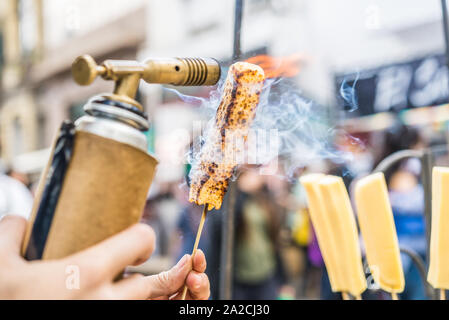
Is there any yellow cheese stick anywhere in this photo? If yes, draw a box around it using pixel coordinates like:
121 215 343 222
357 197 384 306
354 172 404 293
318 175 367 297
428 167 449 289
300 174 339 292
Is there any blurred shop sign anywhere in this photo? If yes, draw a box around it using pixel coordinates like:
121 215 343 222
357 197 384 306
335 54 449 116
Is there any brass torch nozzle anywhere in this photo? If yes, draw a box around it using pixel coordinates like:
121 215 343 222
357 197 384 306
142 57 221 86
72 55 221 110
72 55 221 87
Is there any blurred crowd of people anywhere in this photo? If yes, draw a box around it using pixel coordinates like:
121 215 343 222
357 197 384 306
148 118 446 300
1 116 447 300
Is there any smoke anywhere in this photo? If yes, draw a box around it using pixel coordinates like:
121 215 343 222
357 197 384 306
250 77 353 178
339 73 359 112
163 71 359 181
163 87 207 107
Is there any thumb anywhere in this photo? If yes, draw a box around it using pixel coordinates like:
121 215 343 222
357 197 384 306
146 254 192 298
0 215 27 255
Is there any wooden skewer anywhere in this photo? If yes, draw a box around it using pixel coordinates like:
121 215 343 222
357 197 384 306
181 204 209 300
391 293 399 300
441 289 446 300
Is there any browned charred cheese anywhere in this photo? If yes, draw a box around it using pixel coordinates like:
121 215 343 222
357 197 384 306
189 62 265 210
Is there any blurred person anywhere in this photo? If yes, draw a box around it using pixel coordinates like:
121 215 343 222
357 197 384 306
288 176 313 297
232 167 288 300
265 163 301 299
377 124 427 300
287 177 323 298
376 123 424 181
0 215 210 300
176 201 209 261
388 168 426 300
148 182 185 259
141 197 168 257
0 165 33 220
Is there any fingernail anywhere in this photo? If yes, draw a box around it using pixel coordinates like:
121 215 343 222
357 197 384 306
176 254 189 269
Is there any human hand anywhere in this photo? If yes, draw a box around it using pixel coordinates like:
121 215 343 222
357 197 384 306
0 215 209 300
146 249 210 300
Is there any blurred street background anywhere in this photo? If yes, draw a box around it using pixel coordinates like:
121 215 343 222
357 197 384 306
1 0 449 299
